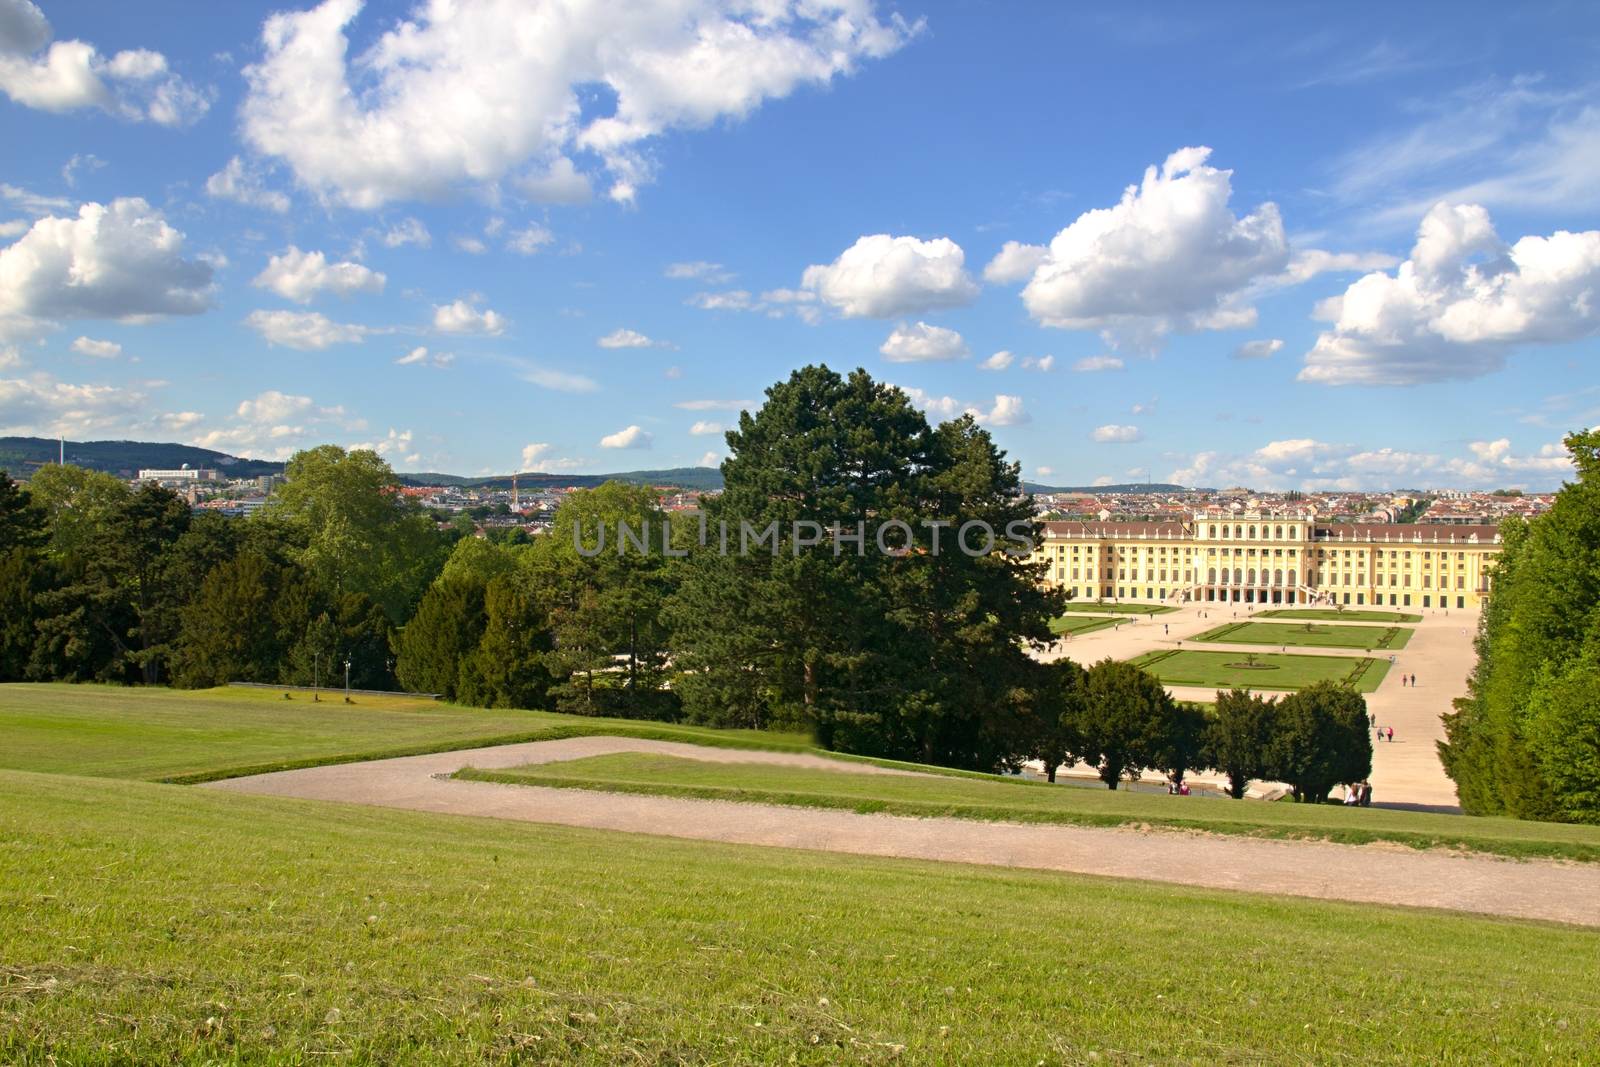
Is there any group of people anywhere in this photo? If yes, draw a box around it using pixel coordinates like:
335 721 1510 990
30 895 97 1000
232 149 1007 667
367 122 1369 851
1375 725 1395 742
1344 782 1373 806
1399 673 1419 686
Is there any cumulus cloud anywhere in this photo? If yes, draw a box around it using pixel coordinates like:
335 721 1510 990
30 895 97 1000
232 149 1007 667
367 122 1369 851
1073 355 1123 372
689 420 723 435
1166 435 1575 491
896 385 1029 428
204 156 290 213
238 0 917 208
1234 338 1283 360
1092 424 1143 443
982 240 1047 284
394 344 452 368
1010 147 1288 350
599 424 652 449
0 198 213 338
70 335 120 358
878 320 968 363
190 388 356 460
802 234 979 318
598 327 672 349
382 217 431 249
245 309 370 349
253 246 385 303
0 0 208 124
979 350 1014 371
698 450 720 467
0 371 148 436
1300 202 1600 385
506 224 553 255
433 298 506 335
1021 354 1054 372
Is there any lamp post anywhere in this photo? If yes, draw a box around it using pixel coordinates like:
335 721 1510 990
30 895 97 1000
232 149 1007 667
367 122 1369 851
313 652 320 702
344 656 352 703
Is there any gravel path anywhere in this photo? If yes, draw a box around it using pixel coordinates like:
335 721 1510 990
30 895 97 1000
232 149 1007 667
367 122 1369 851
204 736 1600 928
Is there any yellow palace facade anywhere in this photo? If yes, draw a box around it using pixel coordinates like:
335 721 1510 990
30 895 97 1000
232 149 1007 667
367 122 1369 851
1032 509 1500 609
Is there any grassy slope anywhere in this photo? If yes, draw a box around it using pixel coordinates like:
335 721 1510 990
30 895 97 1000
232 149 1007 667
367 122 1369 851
459 753 1600 863
1193 621 1414 650
1258 609 1425 623
2 770 1596 1065
1127 649 1390 693
0 684 811 783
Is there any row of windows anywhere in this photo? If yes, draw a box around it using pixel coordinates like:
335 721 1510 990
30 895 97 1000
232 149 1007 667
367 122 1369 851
1205 524 1302 540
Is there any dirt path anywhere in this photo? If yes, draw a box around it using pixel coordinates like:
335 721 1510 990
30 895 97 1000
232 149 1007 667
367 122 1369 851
204 737 1600 928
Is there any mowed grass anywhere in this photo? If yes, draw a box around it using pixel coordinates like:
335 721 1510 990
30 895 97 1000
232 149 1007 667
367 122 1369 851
460 753 1600 863
3 771 1597 1065
0 683 811 783
1059 601 1177 615
1194 620 1413 651
1047 614 1122 636
1258 608 1424 623
1127 649 1390 693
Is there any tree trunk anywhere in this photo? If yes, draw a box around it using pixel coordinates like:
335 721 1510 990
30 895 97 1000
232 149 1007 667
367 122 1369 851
1045 762 1058 783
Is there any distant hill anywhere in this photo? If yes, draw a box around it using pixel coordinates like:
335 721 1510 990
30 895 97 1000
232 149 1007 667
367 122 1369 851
1023 481 1195 494
0 436 722 491
0 437 284 479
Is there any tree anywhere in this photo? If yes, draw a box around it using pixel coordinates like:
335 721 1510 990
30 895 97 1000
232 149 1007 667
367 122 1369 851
1204 688 1276 799
1265 681 1372 803
393 575 487 698
1153 700 1210 788
457 574 554 709
1019 658 1085 783
0 471 45 554
170 553 289 688
1072 659 1178 789
1522 663 1600 823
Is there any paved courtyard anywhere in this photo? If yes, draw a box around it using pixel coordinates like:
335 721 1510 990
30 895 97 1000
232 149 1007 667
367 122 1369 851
1040 603 1478 810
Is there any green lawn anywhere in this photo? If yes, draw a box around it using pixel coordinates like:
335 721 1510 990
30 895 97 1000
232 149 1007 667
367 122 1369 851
1048 613 1122 636
1126 649 1391 693
0 683 812 784
3 770 1597 1064
1059 601 1177 615
460 753 1600 863
1258 608 1424 623
1193 620 1413 650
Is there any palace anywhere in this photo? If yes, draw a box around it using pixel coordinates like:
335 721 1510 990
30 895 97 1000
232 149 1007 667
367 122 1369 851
1032 509 1499 609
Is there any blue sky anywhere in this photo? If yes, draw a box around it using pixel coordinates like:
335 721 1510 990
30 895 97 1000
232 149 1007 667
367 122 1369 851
2 0 1597 489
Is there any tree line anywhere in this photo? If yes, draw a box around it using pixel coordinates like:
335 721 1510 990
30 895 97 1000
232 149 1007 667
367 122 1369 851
1441 429 1600 824
0 364 1373 799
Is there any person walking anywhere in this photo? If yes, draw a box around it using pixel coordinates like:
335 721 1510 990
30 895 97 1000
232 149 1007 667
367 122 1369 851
1386 726 1394 743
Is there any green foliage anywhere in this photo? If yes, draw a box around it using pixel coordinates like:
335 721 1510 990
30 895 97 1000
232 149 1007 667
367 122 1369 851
1441 429 1600 820
1017 658 1085 781
394 575 486 698
1072 659 1183 788
1205 688 1276 799
1264 681 1372 803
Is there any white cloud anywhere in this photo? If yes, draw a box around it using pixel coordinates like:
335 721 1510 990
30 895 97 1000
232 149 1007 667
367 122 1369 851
979 350 1014 371
1016 147 1289 350
1234 338 1283 360
666 260 733 283
513 441 587 473
0 371 148 436
0 198 213 338
395 344 452 368
0 344 21 369
600 424 652 449
1281 249 1400 285
349 426 421 466
598 327 672 349
1073 355 1123 372
0 219 26 238
689 420 723 435
382 217 431 249
982 240 1048 284
204 156 290 213
698 450 720 467
1021 354 1054 372
0 0 208 125
70 335 120 358
506 224 553 255
515 361 598 393
514 156 593 204
253 246 385 303
688 289 755 311
675 398 752 411
1300 202 1600 385
60 152 105 188
158 410 203 432
1166 434 1575 491
452 235 487 255
878 320 968 362
239 0 917 208
245 309 369 349
189 388 356 460
1092 424 1143 443
802 234 979 318
1036 466 1054 478
433 298 506 335
979 394 1029 427
897 385 1029 428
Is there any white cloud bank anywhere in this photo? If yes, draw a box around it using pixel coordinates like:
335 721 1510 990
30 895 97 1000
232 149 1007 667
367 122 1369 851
802 234 979 318
878 321 968 362
237 0 917 208
1300 201 1600 385
253 246 386 303
1167 435 1576 491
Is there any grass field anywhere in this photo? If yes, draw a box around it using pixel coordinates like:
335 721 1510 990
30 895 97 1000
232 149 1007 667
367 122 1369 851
1127 649 1390 692
459 753 1600 862
1257 608 1424 623
0 683 813 783
1048 613 1122 636
1059 601 1177 615
3 770 1597 1064
1193 620 1413 651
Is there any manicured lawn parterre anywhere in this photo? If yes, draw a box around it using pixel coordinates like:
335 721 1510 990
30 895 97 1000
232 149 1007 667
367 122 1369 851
1126 649 1391 693
1258 608 1424 623
1059 601 1177 615
1194 620 1413 651
460 753 1600 863
3 769 1599 1065
1048 614 1122 636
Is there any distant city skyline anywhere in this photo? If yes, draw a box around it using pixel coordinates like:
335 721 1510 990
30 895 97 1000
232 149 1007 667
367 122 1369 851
3 0 1597 490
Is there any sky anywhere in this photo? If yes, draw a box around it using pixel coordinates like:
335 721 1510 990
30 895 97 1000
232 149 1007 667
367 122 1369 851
1 0 1598 490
